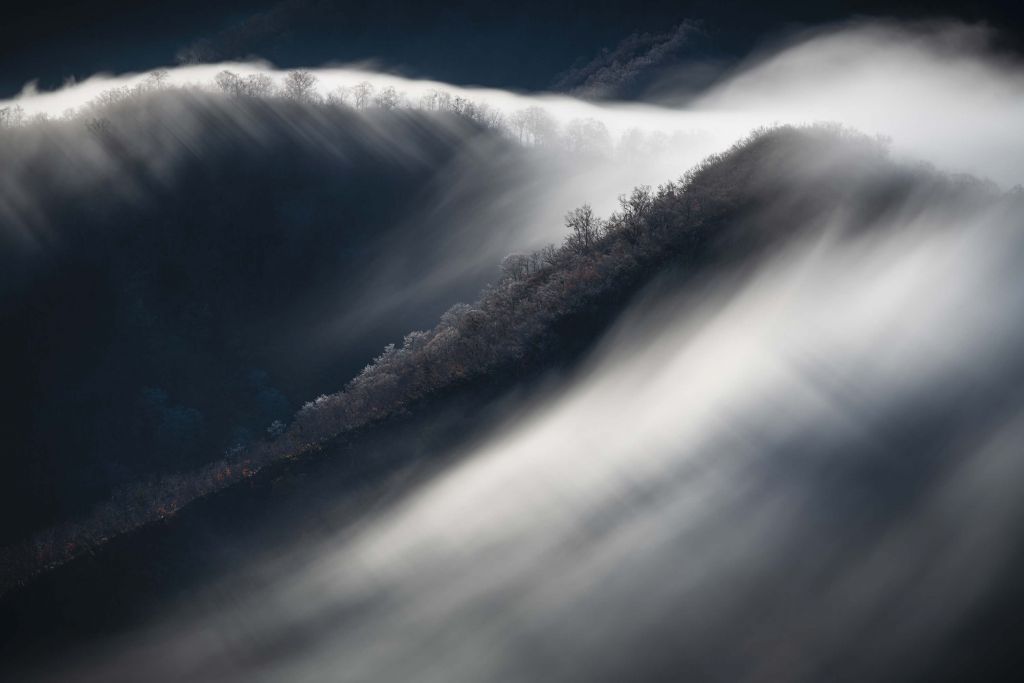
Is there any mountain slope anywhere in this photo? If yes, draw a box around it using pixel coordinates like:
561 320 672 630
2 122 1003 596
4 122 1024 683
0 88 543 549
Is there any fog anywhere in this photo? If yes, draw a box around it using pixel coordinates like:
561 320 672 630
3 19 1022 309
5 18 1023 338
693 21 1024 187
32 145 1024 682
5 20 1024 188
5 17 1024 683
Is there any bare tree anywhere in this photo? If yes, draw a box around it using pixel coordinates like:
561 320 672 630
90 86 131 109
215 70 243 96
85 116 111 134
352 81 375 109
522 106 557 146
539 244 559 269
374 85 401 110
509 110 529 143
242 74 276 97
500 253 531 282
565 204 602 253
283 70 319 102
470 102 506 130
420 89 451 111
327 85 353 107
0 105 25 128
434 90 453 112
618 186 653 243
145 70 170 90
565 118 612 157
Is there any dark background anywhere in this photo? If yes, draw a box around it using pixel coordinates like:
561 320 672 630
4 0 1024 98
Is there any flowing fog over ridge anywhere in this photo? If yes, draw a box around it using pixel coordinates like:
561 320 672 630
5 17 1024 683
26 125 1024 683
5 20 1024 187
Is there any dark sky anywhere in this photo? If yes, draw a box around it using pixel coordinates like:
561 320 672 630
3 0 1024 98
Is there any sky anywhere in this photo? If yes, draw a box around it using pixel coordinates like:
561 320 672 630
5 0 1024 99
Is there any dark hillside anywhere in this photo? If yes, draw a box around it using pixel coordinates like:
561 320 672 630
3 123 1023 683
2 123 1006 599
0 91 533 547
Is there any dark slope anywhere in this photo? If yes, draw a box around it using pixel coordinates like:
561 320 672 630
0 373 546 679
4 125 1020 681
0 90 534 548
0 125 996 581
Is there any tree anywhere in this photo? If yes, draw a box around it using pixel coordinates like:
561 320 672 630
509 109 529 143
565 118 612 157
0 105 24 128
352 81 375 109
434 90 454 112
374 85 401 110
215 70 243 96
419 89 452 111
283 70 319 102
539 244 560 269
327 86 353 107
565 204 602 253
242 74 276 97
500 253 531 282
509 106 558 146
90 87 131 109
144 70 170 90
524 107 557 147
618 186 653 243
470 103 505 130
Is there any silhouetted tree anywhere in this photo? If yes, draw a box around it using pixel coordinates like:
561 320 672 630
565 204 602 253
617 186 653 243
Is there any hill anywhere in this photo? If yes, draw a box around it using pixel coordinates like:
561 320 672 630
0 87 547 549
1 122 1004 596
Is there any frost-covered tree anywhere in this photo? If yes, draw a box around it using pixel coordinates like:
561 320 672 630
617 186 653 243
565 204 602 253
500 253 531 281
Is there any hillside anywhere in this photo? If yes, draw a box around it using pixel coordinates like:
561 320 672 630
4 113 1024 682
1 122 1004 597
0 88 552 550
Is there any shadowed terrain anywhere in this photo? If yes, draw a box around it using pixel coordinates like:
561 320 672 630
4 124 1024 682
